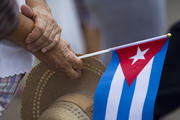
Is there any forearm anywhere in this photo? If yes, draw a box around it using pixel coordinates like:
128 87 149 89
7 13 82 79
26 0 51 13
7 14 58 70
7 14 34 48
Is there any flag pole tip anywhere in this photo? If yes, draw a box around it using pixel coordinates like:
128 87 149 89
167 33 172 38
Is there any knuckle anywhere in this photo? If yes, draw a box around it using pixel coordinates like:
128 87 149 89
50 19 55 23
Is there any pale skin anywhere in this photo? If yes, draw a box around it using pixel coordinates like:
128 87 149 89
24 0 61 53
7 0 83 79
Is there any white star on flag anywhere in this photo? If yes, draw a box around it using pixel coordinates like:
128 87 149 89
129 47 149 65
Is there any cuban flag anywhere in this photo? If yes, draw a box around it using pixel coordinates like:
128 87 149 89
93 36 169 120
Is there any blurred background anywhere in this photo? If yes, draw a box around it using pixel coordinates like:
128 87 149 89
3 0 180 119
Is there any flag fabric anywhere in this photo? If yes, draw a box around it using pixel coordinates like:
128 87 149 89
93 37 169 120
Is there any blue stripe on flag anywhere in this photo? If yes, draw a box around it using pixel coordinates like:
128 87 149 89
93 51 120 120
142 39 169 120
117 79 136 120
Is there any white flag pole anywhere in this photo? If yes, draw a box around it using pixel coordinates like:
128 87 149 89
78 33 172 59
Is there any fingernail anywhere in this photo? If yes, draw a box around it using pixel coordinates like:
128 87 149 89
42 48 47 53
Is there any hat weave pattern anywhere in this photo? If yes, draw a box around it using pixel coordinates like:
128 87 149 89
21 57 106 120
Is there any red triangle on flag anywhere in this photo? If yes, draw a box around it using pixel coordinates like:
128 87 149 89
116 38 167 86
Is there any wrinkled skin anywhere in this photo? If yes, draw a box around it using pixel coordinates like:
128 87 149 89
21 5 61 53
21 5 83 79
39 39 83 79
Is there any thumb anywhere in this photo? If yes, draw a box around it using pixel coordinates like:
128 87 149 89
21 5 34 19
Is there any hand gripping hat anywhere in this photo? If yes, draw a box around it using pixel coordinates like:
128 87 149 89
21 57 106 120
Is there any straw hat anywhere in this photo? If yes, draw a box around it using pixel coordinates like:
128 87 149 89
21 57 106 120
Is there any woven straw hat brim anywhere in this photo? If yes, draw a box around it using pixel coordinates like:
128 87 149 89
21 57 106 120
38 93 93 120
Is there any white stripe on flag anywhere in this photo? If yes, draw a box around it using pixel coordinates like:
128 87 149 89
129 57 154 120
105 64 125 120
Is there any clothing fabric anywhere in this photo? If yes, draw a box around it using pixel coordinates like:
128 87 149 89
46 0 85 53
0 74 24 119
0 0 34 78
84 0 166 65
0 0 19 39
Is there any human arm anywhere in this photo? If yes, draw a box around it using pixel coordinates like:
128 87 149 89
26 0 50 11
7 13 82 79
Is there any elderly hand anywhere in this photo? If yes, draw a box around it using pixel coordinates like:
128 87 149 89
21 5 61 53
20 5 83 79
40 39 83 79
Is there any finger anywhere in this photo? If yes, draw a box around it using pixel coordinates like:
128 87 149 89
43 22 56 40
63 48 83 73
63 40 74 53
25 27 42 44
41 34 60 53
34 23 55 51
26 17 47 43
27 35 49 52
61 40 82 70
49 26 61 44
36 29 59 52
21 5 34 19
30 27 58 52
41 42 56 53
69 52 83 71
33 41 51 53
65 66 82 79
27 21 55 52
